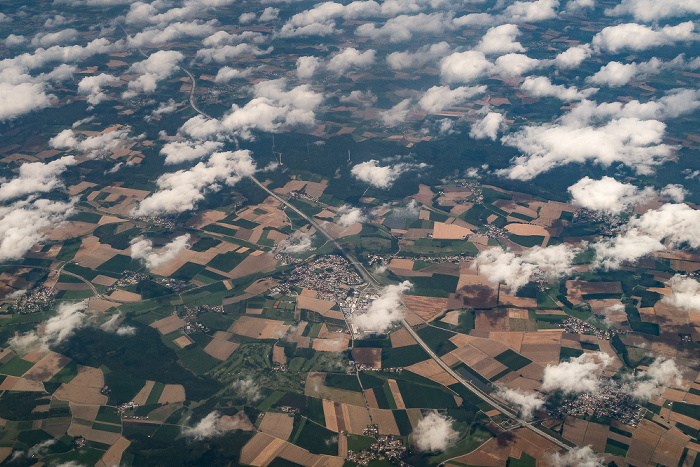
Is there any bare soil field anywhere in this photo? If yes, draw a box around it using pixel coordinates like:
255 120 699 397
304 373 365 406
158 384 186 404
240 433 285 466
173 335 194 349
389 258 414 270
131 381 155 406
67 422 121 445
562 416 587 445
352 348 381 368
369 408 400 435
70 403 99 421
387 379 405 409
229 252 278 280
313 337 350 352
406 359 458 386
259 412 294 440
97 436 130 467
432 222 472 239
0 376 45 391
342 403 372 435
323 399 339 432
108 290 141 302
230 316 289 339
22 351 70 382
53 365 107 405
150 315 185 335
407 184 434 205
402 295 449 322
488 332 524 352
203 338 239 360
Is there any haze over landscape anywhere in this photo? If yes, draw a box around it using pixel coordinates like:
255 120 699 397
0 0 699 465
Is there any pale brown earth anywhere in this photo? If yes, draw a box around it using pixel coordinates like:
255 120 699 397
97 436 131 467
406 184 434 205
406 359 458 386
432 222 472 239
440 310 462 326
150 315 185 334
204 338 239 361
364 388 379 409
150 241 240 277
0 448 12 464
304 373 365 406
562 416 588 445
68 181 97 195
259 412 295 440
489 332 524 352
351 348 381 368
68 421 121 444
54 366 107 405
71 236 122 269
230 316 289 340
519 331 562 366
107 290 141 302
387 379 405 409
70 403 99 422
245 278 280 295
229 252 278 280
240 433 286 466
22 351 70 382
389 328 416 348
0 376 45 391
369 408 400 435
323 399 339 432
273 346 287 365
158 384 186 404
402 295 449 322
173 335 194 349
341 403 372 435
132 381 156 406
45 221 98 242
313 336 349 352
91 275 118 286
389 258 415 270
220 412 255 432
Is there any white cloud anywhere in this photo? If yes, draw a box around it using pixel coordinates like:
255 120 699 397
128 20 217 47
440 51 493 83
31 29 79 48
470 112 506 141
0 82 53 121
492 53 542 77
239 12 256 24
351 159 425 189
587 56 684 87
593 203 700 269
260 7 280 21
77 73 120 105
475 24 525 55
0 198 76 262
296 56 320 79
541 352 613 394
215 66 255 83
355 12 450 42
548 446 604 467
411 412 459 452
132 150 256 216
339 90 377 106
9 301 87 351
379 99 412 126
554 44 592 69
202 31 265 47
0 156 76 201
502 0 560 22
232 376 261 402
662 274 700 311
182 412 223 440
327 48 375 75
127 50 184 94
605 0 700 22
591 21 697 53
280 230 315 254
352 281 412 334
195 43 272 64
161 140 224 165
520 76 597 101
623 358 682 400
130 234 191 269
337 205 367 227
387 42 450 70
567 176 655 215
418 85 486 113
496 387 545 420
473 244 578 293
49 127 132 159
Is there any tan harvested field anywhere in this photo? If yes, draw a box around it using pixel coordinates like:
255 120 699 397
489 332 524 352
158 384 186 404
296 296 344 320
245 278 280 295
229 252 278 279
566 279 623 305
108 290 141 302
275 180 310 194
432 222 472 239
406 359 458 386
230 316 289 339
390 328 416 348
519 332 562 365
97 436 131 467
173 335 194 348
0 447 11 464
352 348 381 368
259 412 295 440
67 422 121 445
55 282 92 291
562 416 588 445
132 381 155 406
305 373 365 406
652 428 689 466
369 408 400 435
338 433 348 458
402 295 449 322
203 338 239 360
387 379 405 409
150 315 185 334
364 388 379 409
68 181 97 195
73 236 123 269
439 309 461 326
313 337 350 352
505 223 549 237
22 351 70 382
69 403 99 421
240 433 287 466
46 221 98 242
88 297 117 313
670 411 700 429
408 184 434 205
389 258 415 270
449 436 512 466
273 345 287 365
323 399 339 432
342 403 372 435
53 366 107 405
474 308 510 332
0 376 45 391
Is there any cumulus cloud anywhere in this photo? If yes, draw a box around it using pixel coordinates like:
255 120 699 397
278 0 381 37
128 20 216 47
0 156 76 201
182 412 223 440
593 203 700 269
387 42 450 70
662 275 700 311
351 159 426 189
100 312 136 336
496 388 545 420
232 376 261 402
475 24 525 55
591 21 697 53
161 140 224 165
492 53 543 77
130 234 191 269
132 150 256 216
195 43 272 64
127 50 184 94
502 0 560 22
214 66 255 83
474 244 578 293
440 51 493 83
587 55 684 87
470 112 507 141
352 281 411 334
327 48 375 75
356 12 450 43
605 0 700 21
554 44 592 69
337 205 367 227
49 127 132 159
0 82 53 121
379 99 412 126
296 56 320 79
0 198 76 262
280 231 315 254
411 412 459 452
31 28 79 48
567 176 656 214
418 85 485 113
548 446 604 467
541 352 613 394
623 358 682 401
77 73 120 105
9 301 87 352
339 90 377 106
520 76 597 101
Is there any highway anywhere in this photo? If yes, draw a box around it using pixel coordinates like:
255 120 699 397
247 175 571 452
